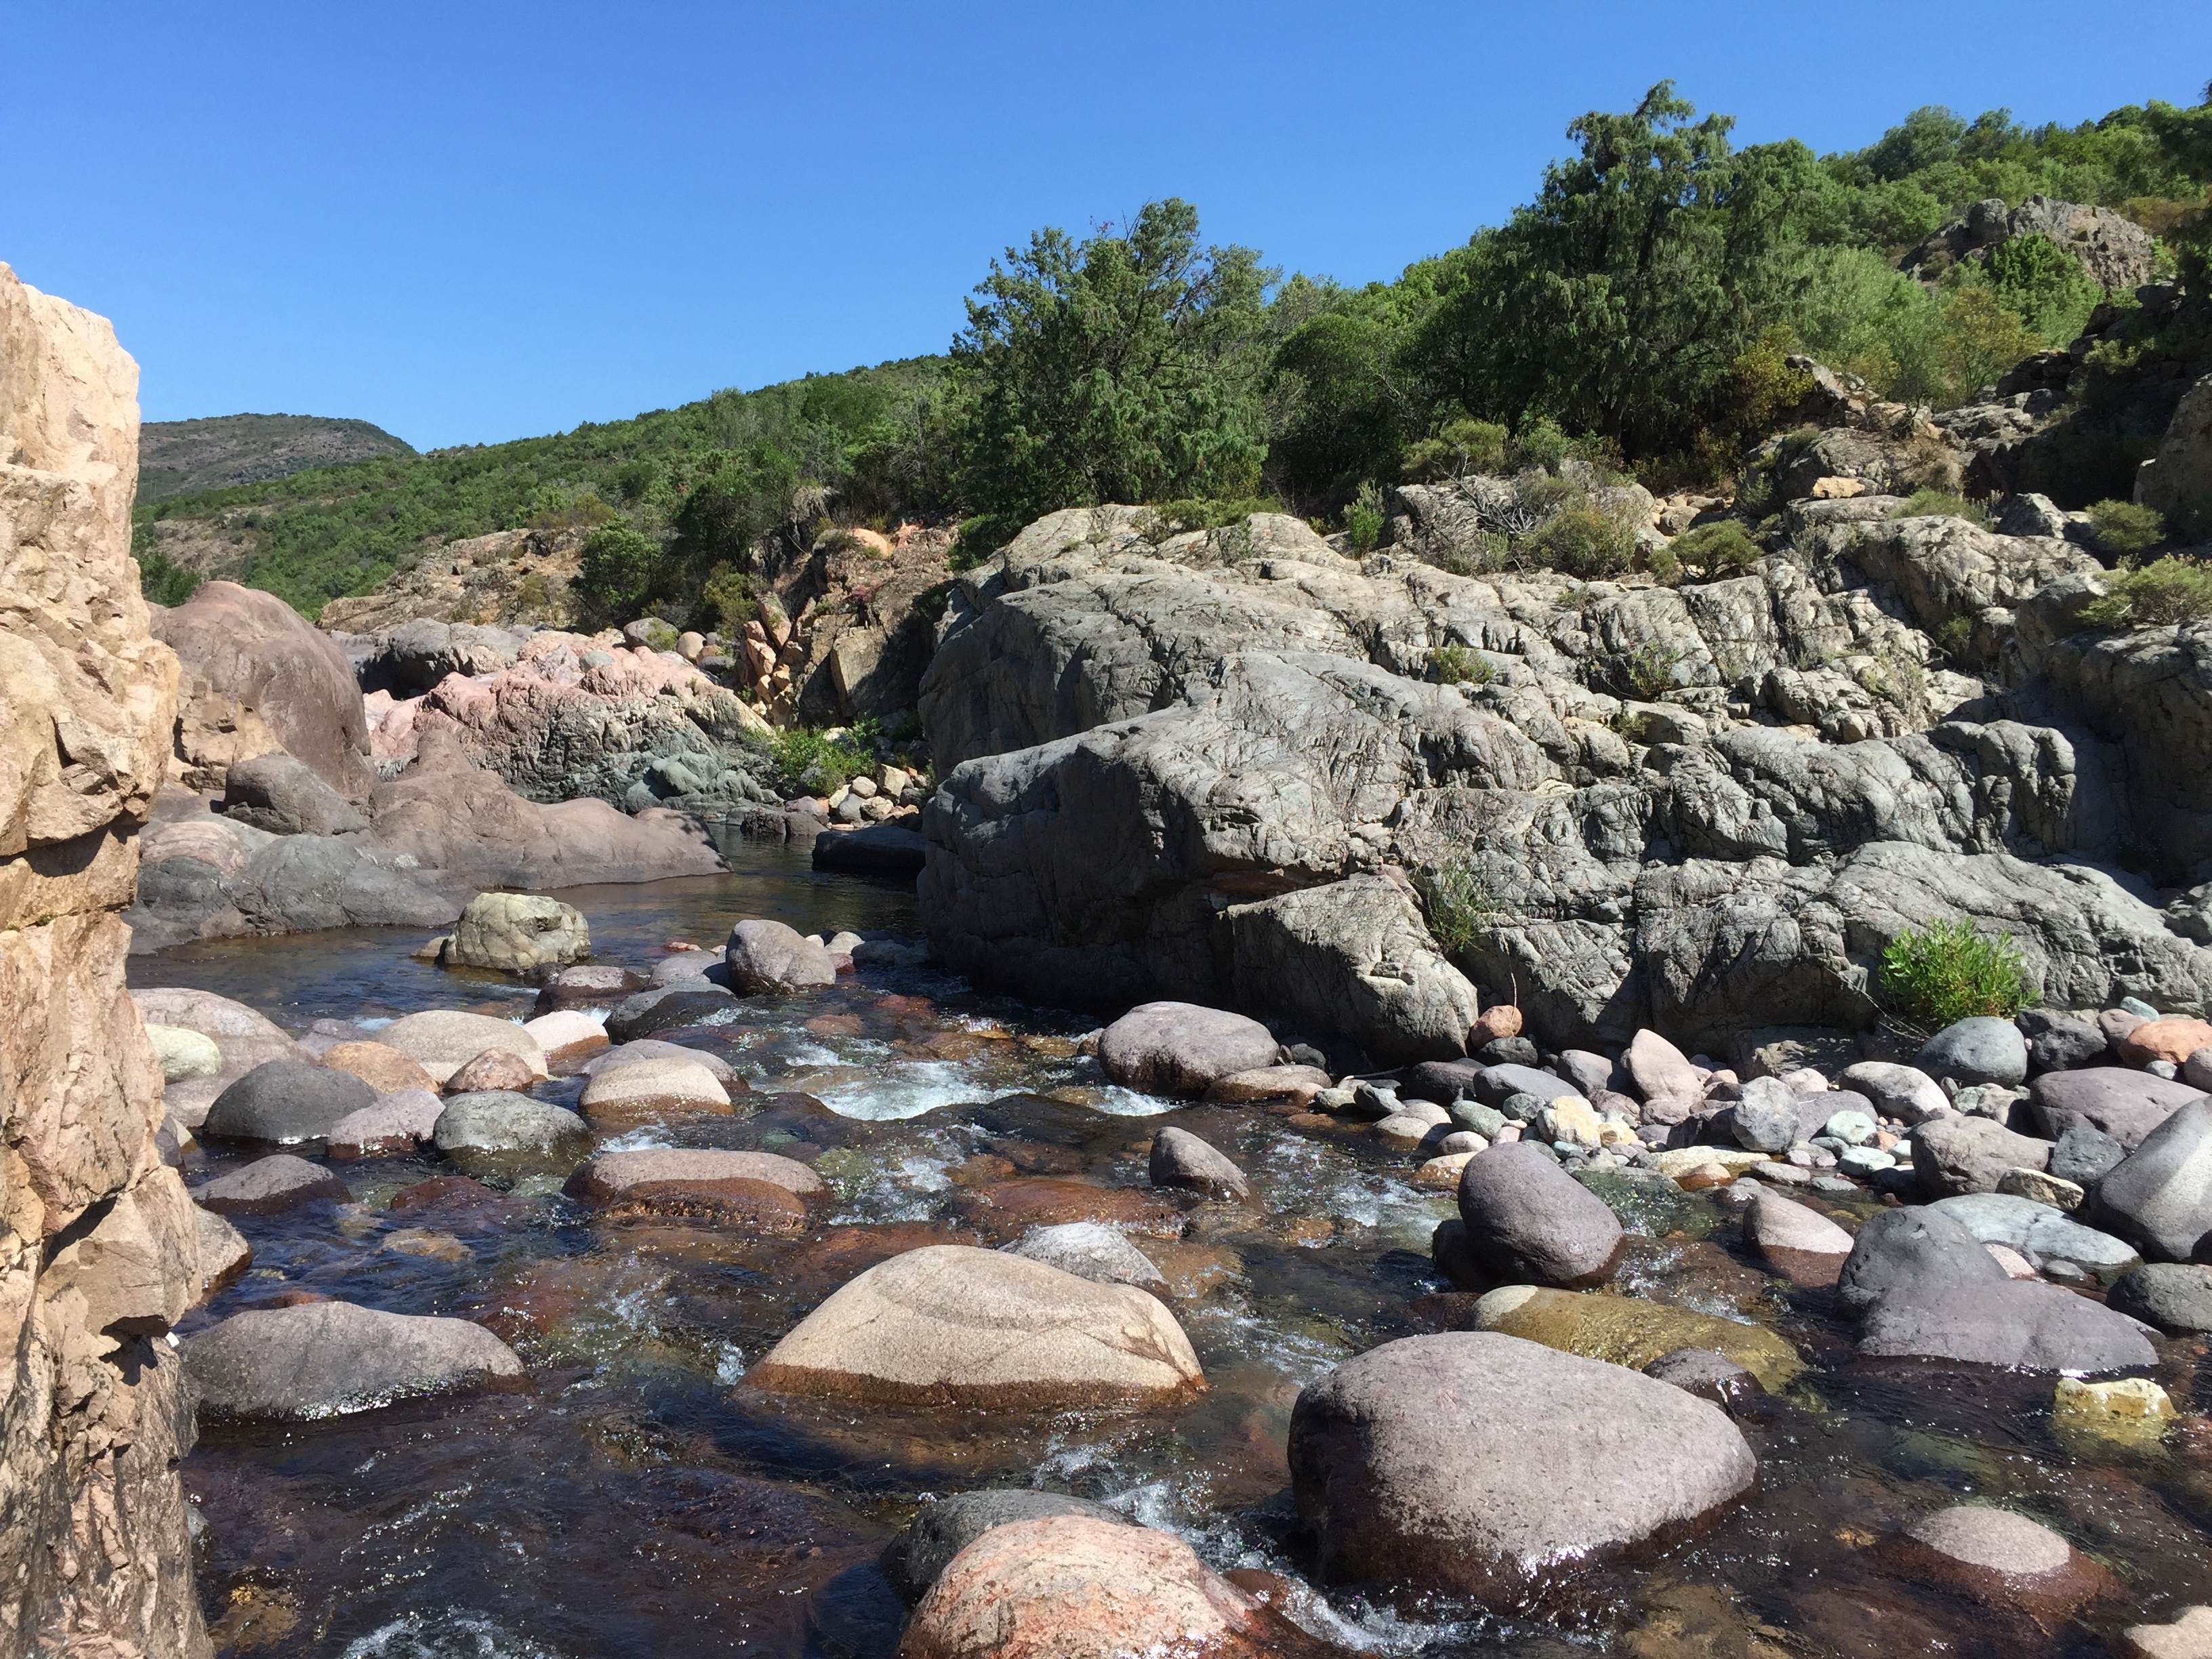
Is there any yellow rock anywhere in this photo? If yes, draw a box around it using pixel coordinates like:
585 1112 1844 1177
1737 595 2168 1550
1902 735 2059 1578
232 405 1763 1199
1473 1284 1805 1392
1650 1147 1769 1181
2053 1376 2173 1450
1414 1151 1479 1189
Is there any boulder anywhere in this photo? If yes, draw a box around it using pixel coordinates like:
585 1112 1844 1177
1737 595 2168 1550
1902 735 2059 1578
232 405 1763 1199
880 1491 1127 1606
2137 369 2212 540
1729 1076 1832 1153
146 1024 221 1084
1927 1193 2141 1273
724 918 837 993
2051 1122 2129 1187
576 1054 732 1128
2030 1068 2203 1149
129 987 310 1078
1148 1126 1250 1200
191 1154 349 1216
606 985 739 1041
1097 1002 1282 1097
201 1060 374 1147
325 1089 444 1160
1454 1143 1624 1288
430 1092 589 1176
2019 1009 2106 1073
1287 1332 1757 1603
184 1300 523 1417
1912 1114 2052 1197
2121 1607 2212 1659
1915 1017 2028 1087
192 1205 252 1298
1838 1061 1949 1124
1473 1063 1584 1109
218 750 369 836
443 1047 539 1095
2118 1017 2212 1068
1745 1187 1855 1271
2106 1263 2212 1334
566 1148 821 1205
899 1515 1277 1658
811 821 928 876
1643 1347 1763 1406
1893 1503 2112 1616
582 1038 741 1087
2095 1097 2212 1261
444 892 590 973
1398 1059 1486 1107
1858 1278 2158 1371
1625 1030 1702 1103
520 1009 609 1070
532 964 647 1011
1837 1206 2012 1316
1204 1064 1332 1105
745 1244 1202 1407
1002 1223 1166 1290
1471 1284 1803 1392
319 1039 438 1097
377 1009 548 1085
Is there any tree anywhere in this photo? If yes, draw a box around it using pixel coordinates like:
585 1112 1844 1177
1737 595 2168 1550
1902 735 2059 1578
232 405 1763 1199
572 524 662 622
667 441 802 582
1404 83 1799 462
952 199 1273 525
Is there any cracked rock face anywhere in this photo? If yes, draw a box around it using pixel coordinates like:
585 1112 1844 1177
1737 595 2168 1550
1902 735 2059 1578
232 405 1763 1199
0 262 208 1656
916 501 2212 1059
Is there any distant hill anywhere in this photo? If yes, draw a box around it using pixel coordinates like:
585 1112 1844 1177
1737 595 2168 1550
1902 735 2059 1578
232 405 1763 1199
137 413 416 503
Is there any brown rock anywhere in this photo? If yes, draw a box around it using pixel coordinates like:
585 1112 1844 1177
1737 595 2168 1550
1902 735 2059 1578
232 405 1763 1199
567 1148 823 1204
2118 1017 2212 1069
0 262 206 1654
522 1009 609 1069
319 1039 439 1096
949 1179 1186 1240
445 1046 539 1095
899 1515 1282 1658
1889 1504 2114 1616
1471 1004 1523 1043
1204 1064 1332 1105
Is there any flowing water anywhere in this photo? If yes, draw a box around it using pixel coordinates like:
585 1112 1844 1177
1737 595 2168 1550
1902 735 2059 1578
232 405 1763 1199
138 842 2212 1658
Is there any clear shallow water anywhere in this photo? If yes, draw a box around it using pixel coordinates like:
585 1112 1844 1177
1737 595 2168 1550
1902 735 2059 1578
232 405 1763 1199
138 845 2212 1658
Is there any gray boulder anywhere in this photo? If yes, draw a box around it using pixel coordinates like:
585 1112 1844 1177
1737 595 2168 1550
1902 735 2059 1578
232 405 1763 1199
1400 1059 1486 1107
1729 1076 1833 1153
1912 1114 2053 1197
192 1154 349 1216
186 1299 523 1417
2031 1068 2204 1149
1858 1278 2157 1371
431 1091 590 1177
1455 1143 1624 1288
1926 1193 2140 1273
445 892 590 973
376 618 520 689
1915 1017 2028 1088
1839 1061 1948 1124
1557 1050 1622 1099
1002 1223 1165 1290
1287 1332 1757 1604
1147 1126 1250 1200
878 1490 1127 1605
1473 1063 1584 1110
220 751 369 836
724 919 837 994
201 1060 374 1147
2051 1122 2128 1187
1744 1188 1854 1261
606 985 739 1042
1642 1347 1763 1405
1625 1030 1702 1103
2106 1263 2212 1333
1837 1205 2011 1316
2095 1097 2212 1262
1097 1002 1280 1097
813 821 930 876
2019 1009 2106 1073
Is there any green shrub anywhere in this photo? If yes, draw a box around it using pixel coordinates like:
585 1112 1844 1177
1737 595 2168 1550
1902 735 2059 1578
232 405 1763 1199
771 727 874 794
1429 529 1509 577
2085 498 2166 554
136 541 203 607
1404 417 1510 482
1526 505 1636 578
699 562 754 638
1512 417 1574 475
1671 520 1763 575
1642 541 1680 585
1428 644 1496 686
1414 859 1497 957
1345 481 1387 552
571 524 664 622
1936 615 1974 658
1890 489 1989 528
1628 641 1685 699
2077 557 2212 629
1879 918 2031 1024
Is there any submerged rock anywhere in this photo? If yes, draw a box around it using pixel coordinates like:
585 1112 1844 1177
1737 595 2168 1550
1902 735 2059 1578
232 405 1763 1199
1891 1503 2113 1615
880 1490 1126 1605
1857 1278 2157 1371
192 1154 349 1216
185 1300 523 1417
746 1244 1203 1408
1147 1126 1251 1200
1471 1284 1803 1391
1288 1332 1757 1604
1000 1223 1166 1290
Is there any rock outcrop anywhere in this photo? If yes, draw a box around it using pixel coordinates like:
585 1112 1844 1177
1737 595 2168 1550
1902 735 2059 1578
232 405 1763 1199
0 262 208 1656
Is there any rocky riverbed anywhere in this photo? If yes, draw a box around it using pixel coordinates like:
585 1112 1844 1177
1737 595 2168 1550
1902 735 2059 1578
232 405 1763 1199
137 844 2212 1659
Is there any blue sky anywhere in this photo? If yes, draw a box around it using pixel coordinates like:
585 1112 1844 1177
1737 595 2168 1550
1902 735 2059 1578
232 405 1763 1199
8 2 2209 451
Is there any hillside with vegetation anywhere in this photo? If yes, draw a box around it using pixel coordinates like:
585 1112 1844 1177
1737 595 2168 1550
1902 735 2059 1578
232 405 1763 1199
137 412 415 502
136 82 2212 621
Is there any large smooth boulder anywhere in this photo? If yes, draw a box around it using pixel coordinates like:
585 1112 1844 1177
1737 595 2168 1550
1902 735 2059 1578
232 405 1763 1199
813 821 928 876
1001 1223 1166 1290
575 1054 731 1128
1912 1114 2052 1197
146 1024 221 1084
1097 1003 1280 1097
1915 1017 2028 1086
1858 1278 2156 1371
520 1009 609 1070
880 1492 1126 1606
607 985 739 1041
1927 1193 2141 1273
2095 1097 2212 1262
724 918 836 993
184 1300 523 1417
1837 1206 2011 1316
565 1149 821 1226
581 1038 741 1087
129 987 310 1079
201 1060 373 1147
377 1010 548 1085
1287 1332 1757 1603
430 1092 589 1176
1625 1029 1701 1102
1745 1187 1855 1271
1839 1061 1950 1124
2030 1069 2203 1149
319 1040 438 1097
1895 1504 2113 1616
1454 1143 1624 1288
445 892 590 973
745 1244 1202 1407
326 1089 444 1160
899 1515 1278 1658
191 1154 349 1216
1148 1126 1250 1200
1471 1063 1585 1110
218 750 368 836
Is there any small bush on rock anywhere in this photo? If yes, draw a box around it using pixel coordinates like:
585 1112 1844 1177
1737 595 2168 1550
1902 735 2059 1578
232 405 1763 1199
1880 918 2030 1025
1403 418 1510 483
1428 645 1495 687
1345 482 1387 552
2077 557 2212 629
2085 499 2166 555
1527 505 1636 578
1415 859 1498 957
1671 520 1763 575
772 728 875 794
1890 489 1989 529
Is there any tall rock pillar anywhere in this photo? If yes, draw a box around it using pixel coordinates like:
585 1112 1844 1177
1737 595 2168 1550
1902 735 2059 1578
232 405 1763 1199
0 263 205 1658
